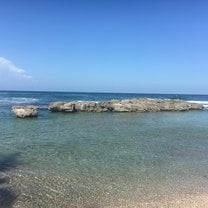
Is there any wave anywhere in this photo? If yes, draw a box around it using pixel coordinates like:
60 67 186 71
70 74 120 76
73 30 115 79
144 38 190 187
38 105 48 110
187 100 208 109
0 97 39 105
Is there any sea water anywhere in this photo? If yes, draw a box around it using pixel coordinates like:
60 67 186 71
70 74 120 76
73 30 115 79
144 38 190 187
0 91 208 207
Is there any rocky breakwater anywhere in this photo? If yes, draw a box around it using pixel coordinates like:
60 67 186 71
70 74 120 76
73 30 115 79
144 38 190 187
12 106 38 118
48 98 204 113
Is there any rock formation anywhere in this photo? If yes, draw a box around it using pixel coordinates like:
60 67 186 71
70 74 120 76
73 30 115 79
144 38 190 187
12 106 38 118
48 98 203 113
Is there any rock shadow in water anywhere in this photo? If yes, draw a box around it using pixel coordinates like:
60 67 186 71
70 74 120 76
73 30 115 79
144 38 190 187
0 153 20 208
0 188 17 208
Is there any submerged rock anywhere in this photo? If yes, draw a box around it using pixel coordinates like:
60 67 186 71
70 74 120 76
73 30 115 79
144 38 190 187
48 98 204 113
12 106 38 118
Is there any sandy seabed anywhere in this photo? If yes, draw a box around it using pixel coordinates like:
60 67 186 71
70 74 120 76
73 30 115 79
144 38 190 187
120 194 208 208
3 169 207 208
12 194 208 208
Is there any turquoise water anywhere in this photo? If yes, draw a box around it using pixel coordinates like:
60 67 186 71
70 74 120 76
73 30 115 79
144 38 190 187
1 92 208 207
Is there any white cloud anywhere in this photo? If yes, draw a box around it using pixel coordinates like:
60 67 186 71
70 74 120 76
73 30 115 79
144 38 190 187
0 57 32 79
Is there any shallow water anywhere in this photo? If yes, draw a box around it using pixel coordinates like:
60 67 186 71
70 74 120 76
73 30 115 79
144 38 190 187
1 108 208 207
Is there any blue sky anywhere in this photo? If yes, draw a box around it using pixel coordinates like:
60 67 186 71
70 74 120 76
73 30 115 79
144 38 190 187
0 0 208 93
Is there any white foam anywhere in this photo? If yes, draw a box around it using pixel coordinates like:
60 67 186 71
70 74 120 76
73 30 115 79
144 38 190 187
76 100 99 103
187 101 208 109
0 97 39 105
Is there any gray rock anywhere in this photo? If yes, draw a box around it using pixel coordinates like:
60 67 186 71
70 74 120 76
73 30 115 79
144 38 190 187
48 98 204 113
12 106 38 118
48 102 75 112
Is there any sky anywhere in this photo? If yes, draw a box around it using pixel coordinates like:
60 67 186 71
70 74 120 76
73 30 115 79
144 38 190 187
0 0 208 94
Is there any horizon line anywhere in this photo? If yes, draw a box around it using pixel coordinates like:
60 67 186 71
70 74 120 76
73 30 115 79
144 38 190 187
0 89 207 96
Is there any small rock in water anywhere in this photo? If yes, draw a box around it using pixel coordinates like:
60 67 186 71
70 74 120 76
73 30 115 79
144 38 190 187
12 106 38 118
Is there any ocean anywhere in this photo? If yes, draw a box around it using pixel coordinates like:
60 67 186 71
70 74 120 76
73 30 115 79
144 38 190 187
0 91 208 208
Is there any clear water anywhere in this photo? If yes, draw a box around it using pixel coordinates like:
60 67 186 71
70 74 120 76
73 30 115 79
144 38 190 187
1 91 208 207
